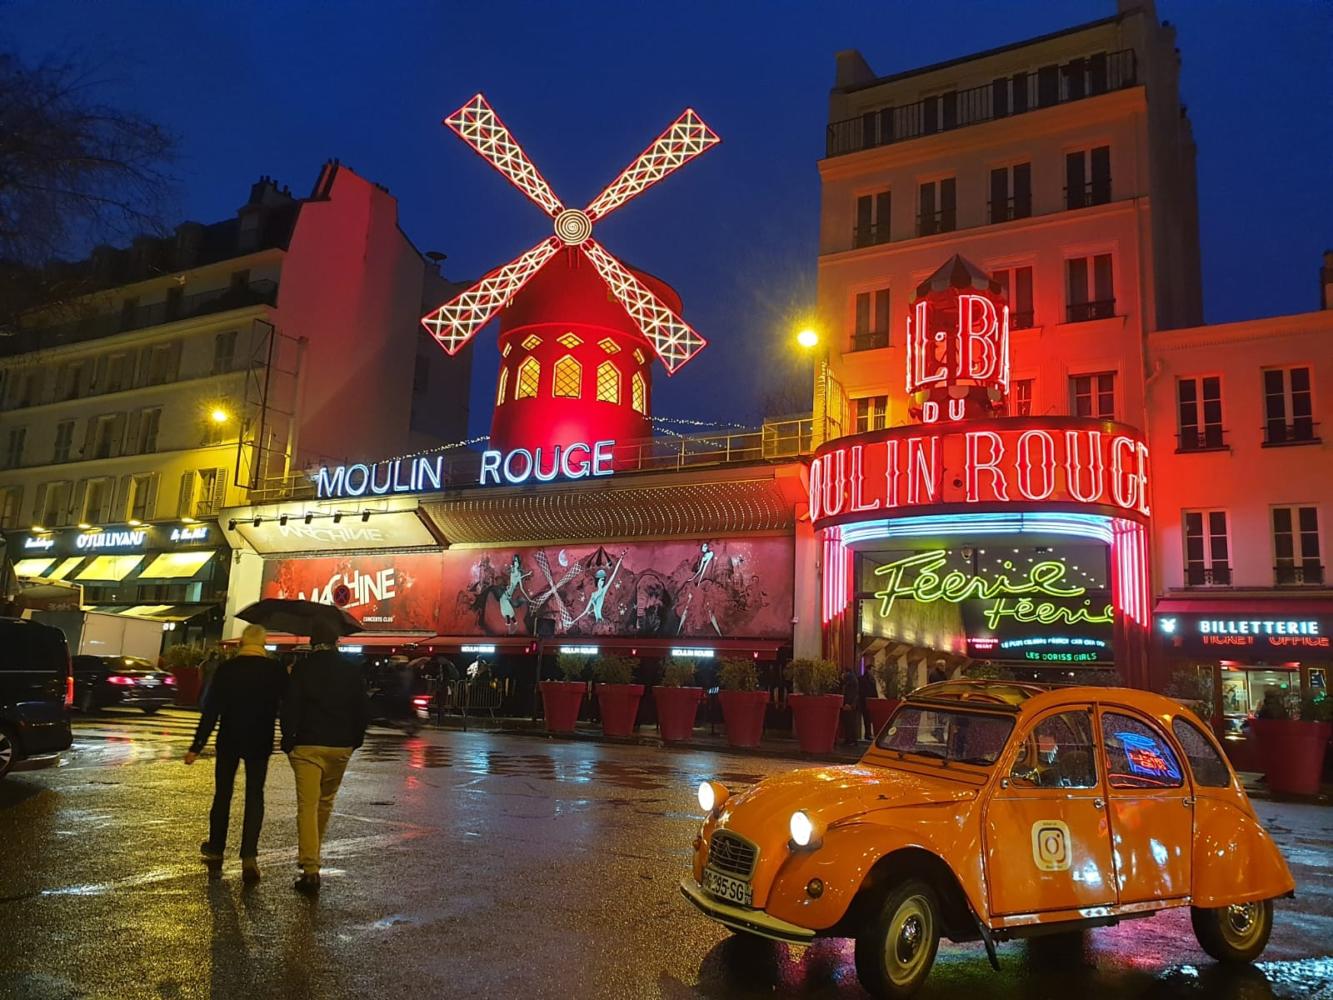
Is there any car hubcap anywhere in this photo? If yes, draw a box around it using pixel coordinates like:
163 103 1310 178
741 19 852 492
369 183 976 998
1223 903 1262 945
0 735 11 770
885 895 932 985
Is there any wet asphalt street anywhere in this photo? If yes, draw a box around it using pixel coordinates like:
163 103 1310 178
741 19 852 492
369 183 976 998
0 709 1330 1000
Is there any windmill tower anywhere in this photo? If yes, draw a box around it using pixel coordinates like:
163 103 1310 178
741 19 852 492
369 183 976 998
421 94 720 456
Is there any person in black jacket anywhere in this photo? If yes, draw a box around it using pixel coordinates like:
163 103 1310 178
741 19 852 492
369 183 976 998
185 625 287 882
281 623 371 895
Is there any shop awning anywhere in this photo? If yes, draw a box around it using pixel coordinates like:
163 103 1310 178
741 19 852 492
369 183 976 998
12 557 55 577
97 604 210 622
76 555 144 582
48 557 85 580
1155 596 1333 615
138 551 215 580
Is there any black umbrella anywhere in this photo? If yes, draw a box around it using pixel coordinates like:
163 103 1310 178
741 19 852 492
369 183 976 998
236 599 364 637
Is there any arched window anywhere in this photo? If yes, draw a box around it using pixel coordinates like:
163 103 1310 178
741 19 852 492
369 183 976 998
553 355 582 398
596 362 619 403
516 357 540 399
631 372 647 413
496 365 509 405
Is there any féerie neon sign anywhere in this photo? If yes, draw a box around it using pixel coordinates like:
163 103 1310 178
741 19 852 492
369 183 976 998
871 550 1114 630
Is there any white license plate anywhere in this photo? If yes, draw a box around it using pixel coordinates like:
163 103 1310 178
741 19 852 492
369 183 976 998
703 867 753 907
139 678 159 687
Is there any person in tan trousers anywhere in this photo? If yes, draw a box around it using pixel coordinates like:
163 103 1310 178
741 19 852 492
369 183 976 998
280 623 370 894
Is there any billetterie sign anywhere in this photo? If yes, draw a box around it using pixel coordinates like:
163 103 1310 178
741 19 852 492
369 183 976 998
809 419 1149 529
314 440 616 499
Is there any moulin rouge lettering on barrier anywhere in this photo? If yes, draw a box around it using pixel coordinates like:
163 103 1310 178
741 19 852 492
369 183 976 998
809 424 1150 526
871 549 1114 631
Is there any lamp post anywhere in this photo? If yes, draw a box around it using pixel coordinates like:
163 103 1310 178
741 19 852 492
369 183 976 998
794 325 832 450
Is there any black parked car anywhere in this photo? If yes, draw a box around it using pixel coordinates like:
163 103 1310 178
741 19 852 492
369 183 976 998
0 617 74 780
72 655 175 714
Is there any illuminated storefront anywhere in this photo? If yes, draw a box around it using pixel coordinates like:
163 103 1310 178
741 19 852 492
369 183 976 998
810 256 1152 687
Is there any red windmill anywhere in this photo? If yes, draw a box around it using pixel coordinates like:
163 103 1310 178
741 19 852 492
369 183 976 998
421 94 720 456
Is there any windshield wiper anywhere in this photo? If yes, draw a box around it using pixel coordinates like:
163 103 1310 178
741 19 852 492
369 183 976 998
952 756 998 766
901 747 948 760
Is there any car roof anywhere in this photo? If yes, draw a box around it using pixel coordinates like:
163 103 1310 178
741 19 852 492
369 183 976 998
908 679 1187 720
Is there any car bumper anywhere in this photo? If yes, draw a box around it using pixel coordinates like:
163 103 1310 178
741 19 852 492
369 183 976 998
679 877 817 945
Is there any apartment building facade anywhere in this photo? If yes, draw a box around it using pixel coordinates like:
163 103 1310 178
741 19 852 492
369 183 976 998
0 163 471 644
1148 286 1333 738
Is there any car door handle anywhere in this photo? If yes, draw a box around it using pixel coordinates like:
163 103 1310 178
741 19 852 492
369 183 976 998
1182 797 1195 807
1092 798 1105 810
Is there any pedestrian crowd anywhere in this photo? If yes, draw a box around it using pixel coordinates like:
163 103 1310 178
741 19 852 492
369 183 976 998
184 621 370 895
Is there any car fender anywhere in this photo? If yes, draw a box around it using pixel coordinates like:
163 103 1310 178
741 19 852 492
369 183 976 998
765 818 986 932
1192 794 1295 907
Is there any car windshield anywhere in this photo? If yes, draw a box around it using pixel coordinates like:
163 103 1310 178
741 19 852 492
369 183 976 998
875 705 1014 766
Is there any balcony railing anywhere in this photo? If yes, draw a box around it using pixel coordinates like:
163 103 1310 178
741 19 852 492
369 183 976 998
1275 563 1325 586
1009 310 1035 330
852 223 891 248
1177 428 1227 452
917 209 956 237
1262 420 1319 446
1066 299 1115 323
1185 565 1232 587
851 330 890 352
247 418 817 504
1065 179 1113 211
826 49 1137 158
988 196 1033 224
4 280 279 356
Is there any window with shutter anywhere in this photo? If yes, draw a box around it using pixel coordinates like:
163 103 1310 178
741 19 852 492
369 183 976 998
31 483 47 525
177 471 196 519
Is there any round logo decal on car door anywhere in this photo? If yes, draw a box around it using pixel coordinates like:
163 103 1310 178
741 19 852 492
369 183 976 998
1031 820 1071 872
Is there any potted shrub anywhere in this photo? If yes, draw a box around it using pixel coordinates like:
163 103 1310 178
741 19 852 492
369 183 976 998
539 653 588 734
1165 667 1214 725
866 659 909 738
1252 691 1332 797
717 658 768 748
593 655 643 738
786 658 844 754
654 659 704 743
163 643 207 707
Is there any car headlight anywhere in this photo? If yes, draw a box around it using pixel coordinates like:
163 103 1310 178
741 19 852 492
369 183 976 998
697 780 728 814
789 810 819 849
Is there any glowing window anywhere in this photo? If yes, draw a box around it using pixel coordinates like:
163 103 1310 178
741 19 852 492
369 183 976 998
553 355 582 398
496 366 509 405
596 362 619 403
557 332 582 349
598 338 621 355
633 348 646 365
631 372 646 413
521 334 542 351
516 357 540 399
502 342 513 357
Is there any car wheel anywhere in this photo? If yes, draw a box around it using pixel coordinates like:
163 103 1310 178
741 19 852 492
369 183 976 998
1191 900 1273 963
854 879 941 999
0 725 17 780
141 706 161 715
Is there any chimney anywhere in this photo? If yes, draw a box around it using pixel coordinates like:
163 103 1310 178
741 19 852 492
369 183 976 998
834 50 877 90
175 222 205 269
1322 250 1333 311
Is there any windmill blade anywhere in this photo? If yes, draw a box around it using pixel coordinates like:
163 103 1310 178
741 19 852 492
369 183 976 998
583 109 721 222
421 237 561 354
445 94 564 218
579 239 706 374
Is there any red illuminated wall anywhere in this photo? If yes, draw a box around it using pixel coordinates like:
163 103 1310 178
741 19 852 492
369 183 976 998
489 254 679 455
260 553 442 632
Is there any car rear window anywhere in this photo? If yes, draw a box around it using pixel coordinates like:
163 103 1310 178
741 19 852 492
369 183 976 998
1102 712 1184 789
877 706 1014 765
1171 716 1232 788
0 621 67 673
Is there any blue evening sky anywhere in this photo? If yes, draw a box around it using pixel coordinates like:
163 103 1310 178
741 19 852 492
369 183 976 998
7 1 1331 437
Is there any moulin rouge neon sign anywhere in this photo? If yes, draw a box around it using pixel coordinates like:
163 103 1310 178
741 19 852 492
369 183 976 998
871 549 1113 630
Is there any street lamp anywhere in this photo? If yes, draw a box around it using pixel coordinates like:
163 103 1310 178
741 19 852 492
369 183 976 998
796 327 820 350
209 407 230 424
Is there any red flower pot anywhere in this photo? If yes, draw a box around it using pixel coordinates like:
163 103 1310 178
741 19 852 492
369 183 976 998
654 686 704 742
1252 718 1332 796
866 698 902 739
539 681 586 734
789 693 845 754
596 683 645 738
171 665 202 707
718 689 769 748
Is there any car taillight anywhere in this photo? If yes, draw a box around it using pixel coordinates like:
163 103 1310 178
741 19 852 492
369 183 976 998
412 696 431 707
164 675 177 686
108 675 136 686
65 672 75 708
